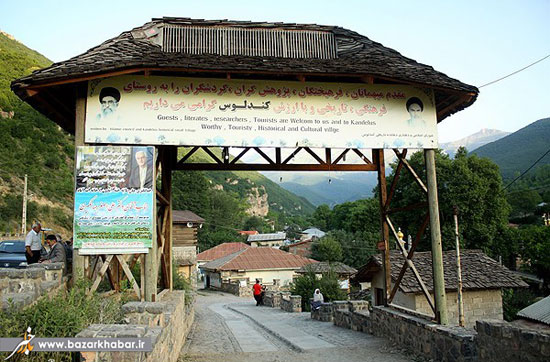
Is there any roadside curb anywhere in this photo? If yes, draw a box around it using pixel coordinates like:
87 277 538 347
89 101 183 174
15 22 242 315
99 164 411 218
226 304 305 352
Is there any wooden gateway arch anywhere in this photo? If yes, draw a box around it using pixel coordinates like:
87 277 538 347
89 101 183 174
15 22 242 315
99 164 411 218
12 17 478 324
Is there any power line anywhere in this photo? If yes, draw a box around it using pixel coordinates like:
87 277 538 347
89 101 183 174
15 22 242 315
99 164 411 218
503 146 550 190
478 53 550 88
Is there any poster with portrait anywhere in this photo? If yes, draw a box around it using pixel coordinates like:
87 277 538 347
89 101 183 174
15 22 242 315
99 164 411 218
85 75 438 149
73 146 155 254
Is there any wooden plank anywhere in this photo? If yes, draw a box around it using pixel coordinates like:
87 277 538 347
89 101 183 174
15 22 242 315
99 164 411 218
282 147 303 164
352 149 372 164
116 255 141 299
140 254 145 301
303 147 325 164
173 162 378 171
229 147 250 164
386 216 435 313
201 146 222 164
177 146 200 166
89 255 113 294
72 84 86 281
375 149 391 305
333 149 350 164
253 147 275 164
156 190 169 206
388 214 430 303
384 149 407 210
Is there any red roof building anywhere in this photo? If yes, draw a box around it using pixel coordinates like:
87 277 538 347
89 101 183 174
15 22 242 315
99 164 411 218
196 242 250 263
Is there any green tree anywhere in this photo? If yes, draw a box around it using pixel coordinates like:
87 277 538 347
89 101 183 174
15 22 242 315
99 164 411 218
327 230 377 268
290 269 347 311
243 216 269 232
311 204 331 230
311 236 343 262
507 190 542 217
384 149 510 253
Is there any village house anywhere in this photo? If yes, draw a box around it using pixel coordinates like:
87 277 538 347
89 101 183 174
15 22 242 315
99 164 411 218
196 242 250 268
172 210 204 281
200 247 316 296
247 232 286 248
300 227 326 241
288 239 314 257
354 250 528 327
296 261 357 290
516 295 550 331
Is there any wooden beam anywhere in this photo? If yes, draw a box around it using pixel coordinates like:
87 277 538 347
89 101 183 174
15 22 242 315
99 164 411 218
173 163 378 171
388 213 430 303
352 149 372 164
253 147 275 164
116 255 141 299
386 216 435 313
177 146 200 166
89 255 113 294
394 149 428 194
303 147 326 164
201 146 222 164
229 147 251 164
282 147 303 164
385 149 408 210
375 149 391 306
156 190 169 206
73 84 86 282
333 149 350 164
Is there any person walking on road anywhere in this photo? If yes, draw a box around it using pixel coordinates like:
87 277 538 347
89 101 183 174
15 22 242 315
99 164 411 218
253 279 263 306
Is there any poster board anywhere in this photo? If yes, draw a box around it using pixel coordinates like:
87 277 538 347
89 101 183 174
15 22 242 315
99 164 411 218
73 146 154 255
86 75 438 149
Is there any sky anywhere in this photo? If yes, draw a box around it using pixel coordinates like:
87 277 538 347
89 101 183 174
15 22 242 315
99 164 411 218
1 0 548 143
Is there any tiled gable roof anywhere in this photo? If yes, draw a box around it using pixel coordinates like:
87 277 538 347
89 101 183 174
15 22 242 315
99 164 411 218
11 17 478 133
201 247 317 271
355 249 528 293
196 242 249 262
296 261 357 276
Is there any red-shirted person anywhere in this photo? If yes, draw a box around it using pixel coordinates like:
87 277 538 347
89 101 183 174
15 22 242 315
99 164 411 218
253 279 263 306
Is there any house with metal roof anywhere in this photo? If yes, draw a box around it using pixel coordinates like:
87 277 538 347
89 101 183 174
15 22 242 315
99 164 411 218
200 247 316 295
354 250 528 327
301 227 326 240
517 295 550 329
247 232 286 248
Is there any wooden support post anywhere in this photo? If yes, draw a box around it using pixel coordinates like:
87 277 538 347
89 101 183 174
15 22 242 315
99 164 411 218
424 149 448 324
72 84 86 281
144 148 159 301
375 149 391 305
163 147 175 290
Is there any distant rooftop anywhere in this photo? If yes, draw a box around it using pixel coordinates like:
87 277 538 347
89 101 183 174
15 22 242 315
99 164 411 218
517 296 550 326
247 232 286 242
196 242 249 262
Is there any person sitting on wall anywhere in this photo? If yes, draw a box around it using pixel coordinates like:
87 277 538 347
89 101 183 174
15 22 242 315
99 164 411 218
40 234 66 268
311 288 324 310
253 279 263 306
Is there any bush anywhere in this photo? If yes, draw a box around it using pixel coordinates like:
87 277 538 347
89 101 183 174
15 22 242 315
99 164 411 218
0 280 125 361
290 267 347 311
173 262 194 306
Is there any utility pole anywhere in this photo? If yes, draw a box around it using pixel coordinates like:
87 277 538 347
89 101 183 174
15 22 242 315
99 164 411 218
21 174 27 235
453 206 465 327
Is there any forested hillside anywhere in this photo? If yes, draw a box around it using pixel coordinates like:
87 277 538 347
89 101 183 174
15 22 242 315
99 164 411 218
472 118 550 179
0 31 74 234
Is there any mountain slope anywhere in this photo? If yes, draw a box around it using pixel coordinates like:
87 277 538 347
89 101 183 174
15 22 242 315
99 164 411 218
440 128 510 157
471 118 550 180
0 31 75 235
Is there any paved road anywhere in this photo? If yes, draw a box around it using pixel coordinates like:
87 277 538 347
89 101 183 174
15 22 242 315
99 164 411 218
179 290 414 362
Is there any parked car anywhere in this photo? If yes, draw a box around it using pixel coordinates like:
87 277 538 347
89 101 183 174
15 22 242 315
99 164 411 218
0 240 28 268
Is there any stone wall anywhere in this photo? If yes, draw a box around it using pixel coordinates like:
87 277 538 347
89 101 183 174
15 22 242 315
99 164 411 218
263 291 281 308
77 290 194 362
415 289 503 328
280 294 301 313
476 319 550 361
370 306 477 362
0 263 66 310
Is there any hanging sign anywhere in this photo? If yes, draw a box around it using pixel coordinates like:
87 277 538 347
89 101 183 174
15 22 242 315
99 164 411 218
73 146 155 255
86 75 437 149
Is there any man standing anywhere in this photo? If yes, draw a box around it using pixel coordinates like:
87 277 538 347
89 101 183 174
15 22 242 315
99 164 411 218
25 222 42 265
128 150 153 189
